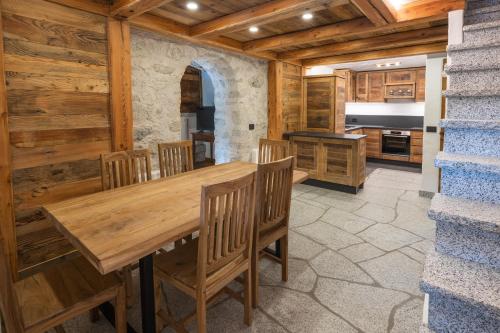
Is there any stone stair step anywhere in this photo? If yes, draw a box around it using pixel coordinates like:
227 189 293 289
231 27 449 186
463 19 500 44
448 40 500 68
421 250 500 332
435 151 500 175
467 0 500 11
445 88 500 120
465 3 500 24
446 64 500 91
430 192 500 268
441 120 500 158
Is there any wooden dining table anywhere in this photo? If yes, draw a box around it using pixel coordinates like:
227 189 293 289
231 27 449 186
43 161 308 333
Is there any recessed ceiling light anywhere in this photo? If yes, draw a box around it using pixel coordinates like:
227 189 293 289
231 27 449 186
186 2 198 11
302 13 314 20
249 26 259 33
376 62 402 68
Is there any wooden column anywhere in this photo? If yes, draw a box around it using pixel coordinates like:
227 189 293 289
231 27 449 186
0 0 18 278
108 18 134 151
268 60 283 140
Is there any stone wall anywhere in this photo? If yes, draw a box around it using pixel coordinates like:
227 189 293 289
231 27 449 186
130 29 268 171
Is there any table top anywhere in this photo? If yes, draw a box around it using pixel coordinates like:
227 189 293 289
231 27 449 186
43 161 308 274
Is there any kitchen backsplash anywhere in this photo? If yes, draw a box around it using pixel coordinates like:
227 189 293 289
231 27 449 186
346 115 424 128
346 102 425 116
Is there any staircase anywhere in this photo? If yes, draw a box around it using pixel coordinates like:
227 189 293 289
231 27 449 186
420 0 500 332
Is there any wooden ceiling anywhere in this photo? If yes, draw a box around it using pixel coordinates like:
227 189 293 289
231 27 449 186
52 0 465 66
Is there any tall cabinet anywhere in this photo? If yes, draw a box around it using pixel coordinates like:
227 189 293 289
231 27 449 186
302 74 346 133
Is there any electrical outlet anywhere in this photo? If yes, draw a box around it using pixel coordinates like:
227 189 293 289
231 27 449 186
249 124 255 130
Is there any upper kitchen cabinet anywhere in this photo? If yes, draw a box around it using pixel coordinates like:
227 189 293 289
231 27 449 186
354 67 426 103
303 75 346 133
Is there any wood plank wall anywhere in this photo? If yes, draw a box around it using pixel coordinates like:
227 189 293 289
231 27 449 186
0 0 118 276
268 61 302 139
180 65 202 114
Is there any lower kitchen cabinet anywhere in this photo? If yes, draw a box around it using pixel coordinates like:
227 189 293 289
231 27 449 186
290 135 366 189
363 128 381 158
410 131 423 163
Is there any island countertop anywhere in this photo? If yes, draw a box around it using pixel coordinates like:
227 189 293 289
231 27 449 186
284 131 367 140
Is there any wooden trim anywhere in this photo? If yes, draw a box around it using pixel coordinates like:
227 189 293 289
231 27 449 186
108 18 134 151
351 0 388 26
302 42 447 66
370 0 397 23
189 0 319 37
267 61 283 140
279 25 448 60
0 0 18 279
397 0 465 21
46 0 109 16
243 14 447 52
111 0 173 19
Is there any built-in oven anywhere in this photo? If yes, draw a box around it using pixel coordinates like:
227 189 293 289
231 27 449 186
382 130 411 156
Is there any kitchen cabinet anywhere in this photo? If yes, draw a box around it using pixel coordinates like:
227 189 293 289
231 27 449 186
363 128 381 158
335 69 356 102
416 69 426 102
410 131 423 163
290 134 366 191
356 72 368 102
385 70 416 84
302 75 346 133
368 72 385 102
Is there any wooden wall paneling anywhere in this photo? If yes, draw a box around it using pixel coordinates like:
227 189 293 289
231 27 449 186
180 66 202 113
2 0 113 275
267 61 283 139
281 62 302 133
334 76 346 134
108 17 133 151
0 0 18 278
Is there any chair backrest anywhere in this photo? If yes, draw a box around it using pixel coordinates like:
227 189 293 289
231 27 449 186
0 236 25 333
258 138 290 164
158 141 194 178
100 149 152 190
197 172 257 286
256 156 294 233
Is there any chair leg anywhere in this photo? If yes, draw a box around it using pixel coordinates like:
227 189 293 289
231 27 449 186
124 266 134 308
196 294 207 333
251 246 259 309
243 267 253 326
115 285 127 333
280 234 288 282
89 308 100 322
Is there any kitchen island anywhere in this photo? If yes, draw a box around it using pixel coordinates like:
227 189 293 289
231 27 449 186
285 131 367 193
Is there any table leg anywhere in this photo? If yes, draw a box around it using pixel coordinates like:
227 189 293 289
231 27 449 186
140 254 156 333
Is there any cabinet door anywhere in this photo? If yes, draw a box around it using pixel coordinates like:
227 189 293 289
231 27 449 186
368 72 385 102
321 140 353 185
356 72 368 102
303 77 333 131
363 128 381 158
415 69 425 102
410 131 423 163
334 77 346 134
386 70 416 84
292 137 320 177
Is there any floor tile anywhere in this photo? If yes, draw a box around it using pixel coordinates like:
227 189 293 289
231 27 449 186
289 199 325 228
358 224 422 251
356 186 405 208
339 243 386 263
315 278 410 333
288 230 326 260
321 208 376 234
354 202 396 223
310 250 374 284
359 252 424 296
390 298 424 333
296 221 364 250
259 258 317 293
392 201 436 239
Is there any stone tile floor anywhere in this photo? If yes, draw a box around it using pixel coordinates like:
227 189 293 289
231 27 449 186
60 168 435 333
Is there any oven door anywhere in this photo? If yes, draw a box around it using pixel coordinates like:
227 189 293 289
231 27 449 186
382 134 410 155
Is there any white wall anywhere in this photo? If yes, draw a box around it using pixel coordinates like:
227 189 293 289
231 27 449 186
421 56 445 195
346 102 425 116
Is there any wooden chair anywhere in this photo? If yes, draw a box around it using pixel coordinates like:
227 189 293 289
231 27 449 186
252 156 294 308
158 141 194 178
258 138 290 164
153 172 257 333
100 149 152 306
0 238 126 333
100 149 152 190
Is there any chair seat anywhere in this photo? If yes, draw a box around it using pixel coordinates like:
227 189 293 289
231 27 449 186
154 239 246 296
257 223 288 251
14 256 122 328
